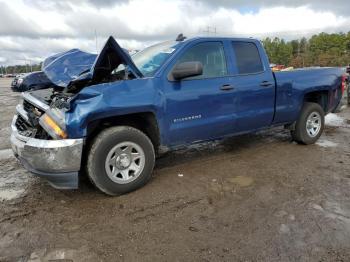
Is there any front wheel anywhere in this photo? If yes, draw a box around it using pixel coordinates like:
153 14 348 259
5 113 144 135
87 126 155 196
291 102 325 145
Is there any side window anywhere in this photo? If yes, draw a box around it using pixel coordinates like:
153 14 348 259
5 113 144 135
176 42 227 79
232 42 264 74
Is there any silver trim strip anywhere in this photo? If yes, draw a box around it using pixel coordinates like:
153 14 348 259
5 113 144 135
22 92 50 111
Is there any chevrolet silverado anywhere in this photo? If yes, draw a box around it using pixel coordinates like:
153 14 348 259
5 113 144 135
11 36 345 195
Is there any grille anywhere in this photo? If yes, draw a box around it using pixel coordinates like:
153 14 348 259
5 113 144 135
16 115 29 131
16 99 49 139
15 115 34 137
23 100 34 112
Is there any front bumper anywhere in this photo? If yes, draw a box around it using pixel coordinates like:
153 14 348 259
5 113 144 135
10 116 84 189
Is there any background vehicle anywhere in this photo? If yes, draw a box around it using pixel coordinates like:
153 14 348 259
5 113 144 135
5 74 15 78
271 64 286 71
11 71 57 92
11 73 27 90
11 36 345 195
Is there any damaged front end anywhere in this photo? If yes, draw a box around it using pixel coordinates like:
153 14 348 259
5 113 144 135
11 90 83 189
42 36 142 93
11 36 138 189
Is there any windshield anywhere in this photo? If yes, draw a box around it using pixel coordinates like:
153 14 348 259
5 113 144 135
132 41 179 77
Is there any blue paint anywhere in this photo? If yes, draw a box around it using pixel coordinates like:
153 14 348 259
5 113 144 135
56 37 343 149
42 49 97 87
42 36 140 88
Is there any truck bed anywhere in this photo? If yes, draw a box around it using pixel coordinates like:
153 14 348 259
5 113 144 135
273 67 343 124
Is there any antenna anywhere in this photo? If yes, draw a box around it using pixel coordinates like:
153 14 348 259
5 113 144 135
176 33 187 41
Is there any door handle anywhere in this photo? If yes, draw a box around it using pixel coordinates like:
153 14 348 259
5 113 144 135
220 84 234 91
260 81 273 87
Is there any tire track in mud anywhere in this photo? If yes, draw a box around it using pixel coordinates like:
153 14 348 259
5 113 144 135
125 196 203 223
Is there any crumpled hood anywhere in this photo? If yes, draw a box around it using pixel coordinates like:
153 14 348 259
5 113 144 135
42 49 97 87
42 36 142 88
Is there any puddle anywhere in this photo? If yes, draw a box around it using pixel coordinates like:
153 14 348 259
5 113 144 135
316 140 338 148
312 201 350 229
228 176 254 187
0 158 29 201
0 189 25 201
325 113 348 127
279 224 290 234
0 149 13 160
28 247 99 262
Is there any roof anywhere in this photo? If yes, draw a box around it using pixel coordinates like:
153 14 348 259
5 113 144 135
177 36 259 43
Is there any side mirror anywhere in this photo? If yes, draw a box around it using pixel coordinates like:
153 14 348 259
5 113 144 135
171 61 203 80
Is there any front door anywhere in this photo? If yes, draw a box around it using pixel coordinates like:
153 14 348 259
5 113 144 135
162 41 237 146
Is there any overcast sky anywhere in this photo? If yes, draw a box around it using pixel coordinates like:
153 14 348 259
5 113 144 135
0 0 350 66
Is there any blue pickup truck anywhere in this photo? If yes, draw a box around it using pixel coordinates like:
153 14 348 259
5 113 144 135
11 36 345 195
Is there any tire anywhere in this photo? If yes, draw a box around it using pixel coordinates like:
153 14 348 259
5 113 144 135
291 102 325 145
87 126 155 196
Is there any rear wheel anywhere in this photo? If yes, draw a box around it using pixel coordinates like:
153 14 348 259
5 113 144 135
87 126 155 196
291 102 324 144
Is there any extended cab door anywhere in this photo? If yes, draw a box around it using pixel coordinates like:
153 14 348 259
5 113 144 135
227 41 276 132
162 41 238 146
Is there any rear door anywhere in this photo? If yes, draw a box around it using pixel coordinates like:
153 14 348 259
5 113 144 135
228 41 275 132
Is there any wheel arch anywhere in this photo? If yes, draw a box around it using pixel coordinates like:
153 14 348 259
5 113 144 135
85 112 161 153
303 90 329 113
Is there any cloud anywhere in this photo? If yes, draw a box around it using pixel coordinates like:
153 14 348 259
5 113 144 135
0 2 74 39
0 0 350 65
0 3 40 38
196 0 350 16
23 0 129 11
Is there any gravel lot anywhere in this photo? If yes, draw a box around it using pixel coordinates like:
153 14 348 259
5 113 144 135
1 78 350 261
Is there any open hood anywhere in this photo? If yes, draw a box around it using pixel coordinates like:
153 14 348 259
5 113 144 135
42 36 142 88
42 49 97 88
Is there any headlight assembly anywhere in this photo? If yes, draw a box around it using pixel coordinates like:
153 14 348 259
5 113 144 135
17 78 24 85
39 108 67 139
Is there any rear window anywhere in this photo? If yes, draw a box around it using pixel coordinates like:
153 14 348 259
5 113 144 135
232 42 264 74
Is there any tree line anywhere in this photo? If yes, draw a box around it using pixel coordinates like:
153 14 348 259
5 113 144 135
0 64 42 75
262 32 350 68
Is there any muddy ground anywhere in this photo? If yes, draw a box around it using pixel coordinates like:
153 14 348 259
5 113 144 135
1 78 350 261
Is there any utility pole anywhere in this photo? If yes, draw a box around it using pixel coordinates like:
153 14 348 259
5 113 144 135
95 29 98 53
203 26 217 35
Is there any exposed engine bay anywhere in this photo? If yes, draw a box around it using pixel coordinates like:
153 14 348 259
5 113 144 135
14 36 143 140
42 36 142 94
15 66 131 140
